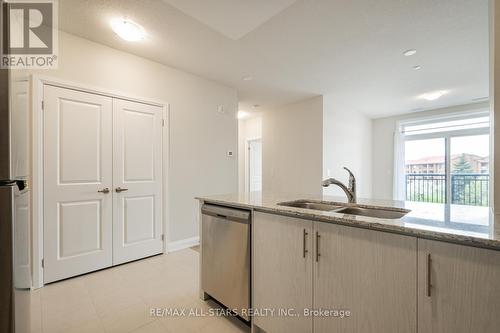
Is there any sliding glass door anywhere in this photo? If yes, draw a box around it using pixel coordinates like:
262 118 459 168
450 135 489 207
400 112 490 209
405 138 446 203
399 113 490 232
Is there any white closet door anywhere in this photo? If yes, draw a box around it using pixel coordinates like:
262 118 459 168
248 139 262 192
43 85 113 283
112 99 163 265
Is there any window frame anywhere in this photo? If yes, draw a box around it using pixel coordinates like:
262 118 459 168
404 128 490 203
396 110 491 231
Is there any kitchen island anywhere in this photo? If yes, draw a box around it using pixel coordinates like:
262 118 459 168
197 192 500 333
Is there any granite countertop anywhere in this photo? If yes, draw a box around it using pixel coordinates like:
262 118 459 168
196 192 500 251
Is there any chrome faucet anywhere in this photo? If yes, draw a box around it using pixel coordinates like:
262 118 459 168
322 167 357 203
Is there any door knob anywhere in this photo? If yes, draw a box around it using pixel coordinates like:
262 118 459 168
97 188 110 194
115 187 128 193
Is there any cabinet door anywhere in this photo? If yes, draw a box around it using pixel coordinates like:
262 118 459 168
43 85 113 283
418 239 500 333
314 222 417 333
253 212 313 333
112 99 163 265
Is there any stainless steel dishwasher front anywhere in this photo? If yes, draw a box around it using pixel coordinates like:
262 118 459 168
201 204 250 321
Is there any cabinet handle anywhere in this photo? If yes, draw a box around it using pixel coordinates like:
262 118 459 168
115 187 128 193
97 188 110 194
427 253 432 297
302 229 308 258
316 232 320 262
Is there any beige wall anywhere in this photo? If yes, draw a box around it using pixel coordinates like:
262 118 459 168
323 95 373 199
371 102 489 200
21 32 238 243
262 96 323 195
238 116 262 192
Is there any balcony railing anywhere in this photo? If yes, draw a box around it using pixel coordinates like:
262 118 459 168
406 173 489 207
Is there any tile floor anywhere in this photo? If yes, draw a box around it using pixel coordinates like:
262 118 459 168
31 248 250 333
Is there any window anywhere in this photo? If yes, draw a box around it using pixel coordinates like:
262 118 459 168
405 138 445 202
397 111 490 209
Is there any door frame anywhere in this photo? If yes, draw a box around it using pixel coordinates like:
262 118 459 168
31 75 169 288
246 138 262 192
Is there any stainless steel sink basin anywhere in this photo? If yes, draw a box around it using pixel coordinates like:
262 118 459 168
277 200 344 211
277 200 410 219
336 206 409 219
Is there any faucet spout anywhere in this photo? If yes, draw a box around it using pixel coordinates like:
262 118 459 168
322 167 357 203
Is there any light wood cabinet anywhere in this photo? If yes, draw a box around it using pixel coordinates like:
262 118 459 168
314 222 417 333
252 211 500 333
418 239 500 333
253 211 417 333
253 212 313 333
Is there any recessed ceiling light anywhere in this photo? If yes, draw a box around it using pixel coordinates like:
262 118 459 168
419 90 447 101
412 65 421 70
403 49 417 57
237 111 250 119
242 76 253 81
110 18 146 42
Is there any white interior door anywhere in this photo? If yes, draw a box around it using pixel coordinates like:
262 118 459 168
248 139 262 192
112 99 163 265
43 85 113 283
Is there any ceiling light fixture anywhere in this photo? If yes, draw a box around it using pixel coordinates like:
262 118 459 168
419 90 447 101
110 18 146 42
403 49 417 57
237 111 250 119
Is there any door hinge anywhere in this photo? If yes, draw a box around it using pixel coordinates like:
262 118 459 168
41 101 44 110
161 234 165 241
41 259 44 268
162 119 165 127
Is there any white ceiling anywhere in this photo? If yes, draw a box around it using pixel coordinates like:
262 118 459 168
58 0 489 118
160 0 298 40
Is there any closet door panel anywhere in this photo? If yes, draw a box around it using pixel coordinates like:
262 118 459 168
43 85 113 283
112 99 163 264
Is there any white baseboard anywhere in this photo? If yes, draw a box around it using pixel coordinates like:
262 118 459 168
167 236 200 253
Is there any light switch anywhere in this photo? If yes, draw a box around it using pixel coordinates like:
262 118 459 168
227 150 234 157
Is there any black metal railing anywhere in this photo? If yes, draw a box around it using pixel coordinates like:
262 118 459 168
406 173 489 206
406 174 446 204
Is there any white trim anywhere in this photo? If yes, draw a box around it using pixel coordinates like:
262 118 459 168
167 236 200 253
31 77 44 289
32 74 166 107
404 127 490 141
445 137 451 215
162 104 170 254
31 74 169 288
399 108 490 128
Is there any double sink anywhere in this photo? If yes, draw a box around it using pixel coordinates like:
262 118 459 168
277 200 410 219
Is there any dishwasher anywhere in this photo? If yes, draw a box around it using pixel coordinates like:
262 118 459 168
201 204 251 321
